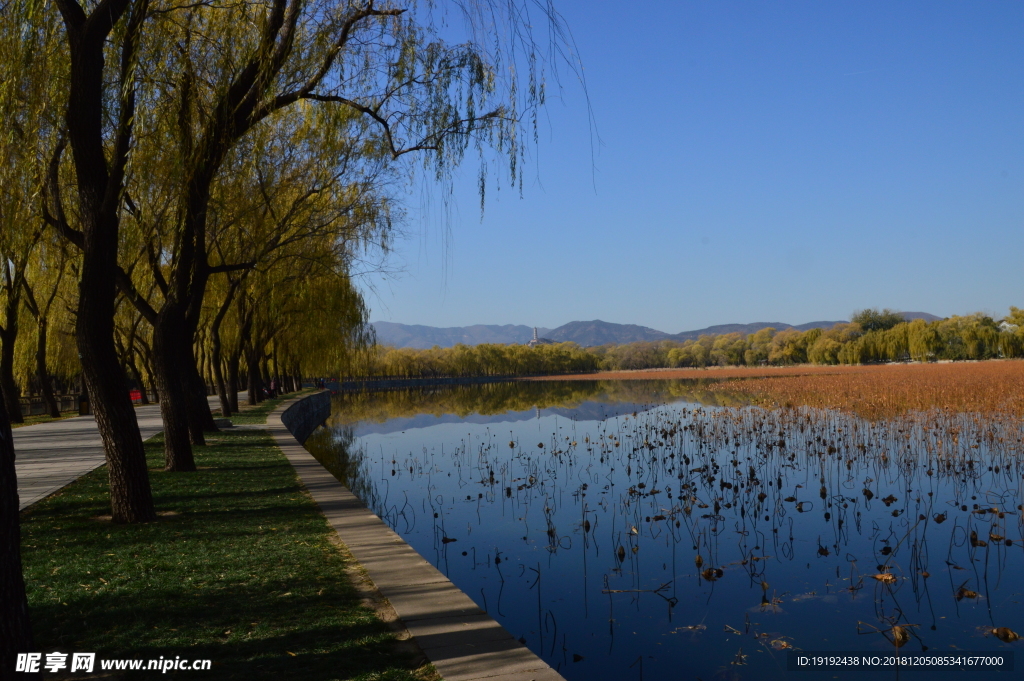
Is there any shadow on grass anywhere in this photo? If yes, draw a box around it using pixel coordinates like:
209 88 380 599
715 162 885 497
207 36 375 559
227 389 317 425
32 582 410 679
21 428 429 681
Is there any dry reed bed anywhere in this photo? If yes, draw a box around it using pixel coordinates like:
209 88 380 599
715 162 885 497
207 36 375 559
530 364 860 381
536 361 1024 420
711 361 1024 420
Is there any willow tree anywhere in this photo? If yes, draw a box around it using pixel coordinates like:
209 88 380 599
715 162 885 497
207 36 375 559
198 118 392 416
37 0 577 509
210 191 379 406
136 98 393 460
0 235 35 424
120 0 540 472
255 259 377 385
19 235 77 417
0 16 53 424
43 0 574 490
0 0 47 662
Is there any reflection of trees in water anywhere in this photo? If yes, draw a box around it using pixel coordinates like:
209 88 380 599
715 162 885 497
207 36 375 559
304 426 373 503
325 379 751 426
304 425 417 531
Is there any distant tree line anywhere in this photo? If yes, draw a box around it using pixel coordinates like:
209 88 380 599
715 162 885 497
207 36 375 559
352 308 1024 378
595 309 1024 370
355 341 602 378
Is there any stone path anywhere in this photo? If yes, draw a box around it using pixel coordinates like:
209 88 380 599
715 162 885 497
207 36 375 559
14 394 241 511
269 396 566 681
13 405 165 511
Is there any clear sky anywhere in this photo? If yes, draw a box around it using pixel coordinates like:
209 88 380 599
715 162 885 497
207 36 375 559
362 1 1024 334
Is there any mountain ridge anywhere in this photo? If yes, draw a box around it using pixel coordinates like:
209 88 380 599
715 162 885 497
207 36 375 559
372 314 943 348
371 322 554 349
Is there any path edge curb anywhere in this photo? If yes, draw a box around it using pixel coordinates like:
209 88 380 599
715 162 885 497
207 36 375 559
267 391 566 681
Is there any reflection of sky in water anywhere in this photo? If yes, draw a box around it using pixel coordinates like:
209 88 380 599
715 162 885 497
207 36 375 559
305 384 1024 681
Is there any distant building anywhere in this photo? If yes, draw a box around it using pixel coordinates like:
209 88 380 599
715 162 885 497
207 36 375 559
527 327 556 347
1000 320 1019 333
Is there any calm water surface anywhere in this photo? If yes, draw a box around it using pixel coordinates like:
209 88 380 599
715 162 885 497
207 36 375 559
304 380 1023 680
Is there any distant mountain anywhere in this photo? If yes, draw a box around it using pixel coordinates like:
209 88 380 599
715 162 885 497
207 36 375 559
546 320 670 345
667 321 846 342
372 322 552 349
900 311 942 322
791 320 850 331
373 313 941 348
671 322 786 341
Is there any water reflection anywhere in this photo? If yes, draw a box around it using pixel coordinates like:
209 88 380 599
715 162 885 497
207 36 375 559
304 380 1023 680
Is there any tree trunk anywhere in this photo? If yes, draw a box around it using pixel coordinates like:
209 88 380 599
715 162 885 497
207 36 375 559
196 341 208 394
0 394 36 678
213 357 230 418
227 351 241 413
151 313 197 472
260 355 271 396
137 337 158 404
78 279 156 522
151 300 217 451
210 280 239 417
247 372 260 405
183 353 218 434
246 345 262 405
205 356 214 395
56 0 155 524
178 300 218 436
0 256 24 426
271 347 280 393
35 319 60 418
0 319 23 425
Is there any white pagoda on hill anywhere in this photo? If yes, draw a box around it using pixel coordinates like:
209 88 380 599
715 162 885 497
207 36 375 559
527 327 555 348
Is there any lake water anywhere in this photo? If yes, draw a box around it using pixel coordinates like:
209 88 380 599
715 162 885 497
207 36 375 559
303 380 1023 680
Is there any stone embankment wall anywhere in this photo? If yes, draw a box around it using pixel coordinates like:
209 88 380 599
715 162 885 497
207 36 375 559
280 390 331 443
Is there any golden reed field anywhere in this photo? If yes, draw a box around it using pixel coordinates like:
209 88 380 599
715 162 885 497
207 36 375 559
531 360 1024 420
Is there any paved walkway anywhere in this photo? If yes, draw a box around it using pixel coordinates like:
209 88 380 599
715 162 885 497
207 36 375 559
14 394 241 511
269 397 565 681
14 406 165 510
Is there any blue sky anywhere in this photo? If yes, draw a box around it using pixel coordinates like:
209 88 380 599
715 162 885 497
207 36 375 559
362 1 1024 334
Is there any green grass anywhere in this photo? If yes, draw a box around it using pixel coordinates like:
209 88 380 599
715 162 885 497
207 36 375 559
228 388 317 425
12 411 78 428
20 428 434 680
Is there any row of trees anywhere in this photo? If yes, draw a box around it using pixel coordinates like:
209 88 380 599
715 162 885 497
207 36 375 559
0 212 381 413
356 341 601 378
1 0 577 669
348 309 1024 380
595 309 1024 370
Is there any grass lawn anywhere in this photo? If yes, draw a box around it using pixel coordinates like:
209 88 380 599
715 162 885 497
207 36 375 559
20 427 434 680
228 388 317 424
